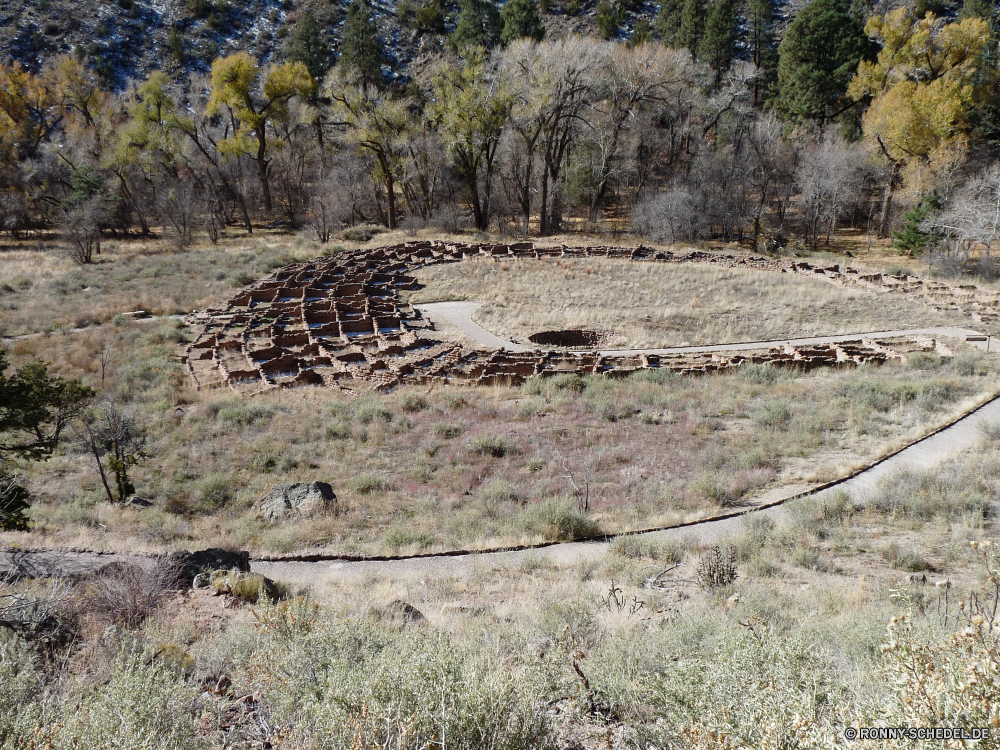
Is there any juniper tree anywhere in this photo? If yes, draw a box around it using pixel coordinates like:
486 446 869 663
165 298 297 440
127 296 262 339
500 0 545 46
450 0 503 51
341 0 385 89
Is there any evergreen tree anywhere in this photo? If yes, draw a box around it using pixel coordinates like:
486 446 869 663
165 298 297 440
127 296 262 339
285 10 331 84
500 0 545 45
699 0 738 80
959 0 996 23
451 0 503 51
744 0 777 104
892 192 942 257
341 0 384 89
595 0 620 39
677 0 706 57
774 0 871 124
654 0 683 45
629 17 654 47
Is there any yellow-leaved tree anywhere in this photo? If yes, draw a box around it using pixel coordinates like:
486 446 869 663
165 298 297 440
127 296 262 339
848 8 994 237
207 52 313 213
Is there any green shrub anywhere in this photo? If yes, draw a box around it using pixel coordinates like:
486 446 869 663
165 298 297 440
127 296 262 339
517 499 599 541
738 362 781 385
609 535 684 564
469 434 517 458
210 397 275 427
399 393 429 413
197 473 233 509
352 396 393 424
384 526 436 550
348 473 387 495
248 619 554 748
749 399 791 428
479 479 521 518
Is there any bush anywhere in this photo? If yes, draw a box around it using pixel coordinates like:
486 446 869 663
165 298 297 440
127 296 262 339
0 472 30 531
517 499 599 541
210 397 275 427
384 526 436 550
609 535 684 564
479 479 521 518
196 473 233 509
247 619 554 748
348 472 387 495
81 561 179 629
696 545 738 590
399 393 429 413
737 362 781 385
749 399 791 428
469 434 518 458
352 396 393 424
433 422 463 439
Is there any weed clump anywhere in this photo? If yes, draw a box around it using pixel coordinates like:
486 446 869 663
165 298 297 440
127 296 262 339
469 434 518 458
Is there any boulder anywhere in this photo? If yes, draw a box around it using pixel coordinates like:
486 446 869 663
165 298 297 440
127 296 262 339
258 481 336 521
171 548 250 585
381 599 426 627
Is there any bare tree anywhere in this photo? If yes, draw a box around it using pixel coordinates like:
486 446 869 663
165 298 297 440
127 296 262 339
929 164 1000 258
63 197 106 264
75 399 148 505
796 132 865 249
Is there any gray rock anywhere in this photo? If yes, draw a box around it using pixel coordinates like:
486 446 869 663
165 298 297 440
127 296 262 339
258 481 336 521
382 599 426 626
125 496 153 508
171 548 250 585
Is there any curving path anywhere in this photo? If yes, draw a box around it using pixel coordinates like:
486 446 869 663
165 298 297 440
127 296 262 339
3 313 998 586
415 301 992 357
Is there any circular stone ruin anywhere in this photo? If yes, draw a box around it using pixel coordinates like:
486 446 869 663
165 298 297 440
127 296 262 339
181 240 950 395
528 330 627 348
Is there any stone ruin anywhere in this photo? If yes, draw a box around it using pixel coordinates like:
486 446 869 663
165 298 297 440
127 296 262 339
528 330 628 348
182 240 974 395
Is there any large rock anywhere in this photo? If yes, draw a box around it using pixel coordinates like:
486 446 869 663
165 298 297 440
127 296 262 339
258 482 336 521
171 548 250 585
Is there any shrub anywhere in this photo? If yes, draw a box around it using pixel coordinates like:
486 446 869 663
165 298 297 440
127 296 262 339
749 399 791 428
384 526 436 550
517 499 599 541
609 535 684 564
348 472 387 495
696 545 738 590
81 560 179 629
469 434 517 458
433 422 463 439
352 396 392 424
979 419 1000 444
737 362 781 385
196 473 233 509
479 479 520 518
210 397 275 427
399 393 429 413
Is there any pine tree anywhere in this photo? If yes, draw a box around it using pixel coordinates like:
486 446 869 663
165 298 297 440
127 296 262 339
285 10 331 84
892 193 942 257
654 0 683 45
677 0 706 57
699 0 738 80
774 0 871 124
629 17 653 47
744 0 777 103
595 0 620 39
451 0 503 51
959 0 996 23
500 0 545 45
341 0 384 89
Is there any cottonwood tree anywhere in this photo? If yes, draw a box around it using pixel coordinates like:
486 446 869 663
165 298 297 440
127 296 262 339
207 52 313 214
499 37 607 235
929 165 1000 257
848 9 994 236
327 70 412 229
428 50 513 231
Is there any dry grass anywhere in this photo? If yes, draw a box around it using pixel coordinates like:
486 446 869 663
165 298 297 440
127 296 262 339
3 317 997 557
408 255 977 348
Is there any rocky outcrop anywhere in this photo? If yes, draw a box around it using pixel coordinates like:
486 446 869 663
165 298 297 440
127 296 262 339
257 482 337 522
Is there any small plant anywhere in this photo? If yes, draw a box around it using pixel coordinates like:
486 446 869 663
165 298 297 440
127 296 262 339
399 393 429 413
348 473 387 495
738 362 781 386
697 545 738 590
599 580 645 616
469 434 517 458
83 560 179 628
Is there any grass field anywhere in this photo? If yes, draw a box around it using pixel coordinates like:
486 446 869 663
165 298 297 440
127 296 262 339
408 255 980 348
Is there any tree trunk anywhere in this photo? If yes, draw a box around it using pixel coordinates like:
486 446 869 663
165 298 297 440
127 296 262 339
878 162 898 240
382 155 397 230
257 130 272 214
